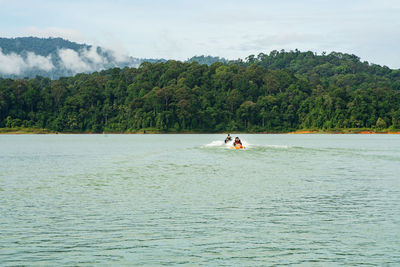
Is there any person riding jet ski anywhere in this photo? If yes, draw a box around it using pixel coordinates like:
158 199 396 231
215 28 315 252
224 134 232 143
233 137 243 148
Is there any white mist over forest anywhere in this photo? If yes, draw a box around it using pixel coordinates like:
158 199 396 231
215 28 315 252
0 46 133 76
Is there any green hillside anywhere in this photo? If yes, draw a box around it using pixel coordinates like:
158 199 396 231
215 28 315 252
0 37 87 56
1 50 399 133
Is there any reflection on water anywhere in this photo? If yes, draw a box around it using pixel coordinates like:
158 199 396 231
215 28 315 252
0 134 399 266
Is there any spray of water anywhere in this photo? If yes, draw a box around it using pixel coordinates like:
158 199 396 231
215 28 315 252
205 140 225 147
204 139 292 150
204 139 250 149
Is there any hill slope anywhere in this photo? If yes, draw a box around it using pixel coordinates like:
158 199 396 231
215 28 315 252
0 37 87 56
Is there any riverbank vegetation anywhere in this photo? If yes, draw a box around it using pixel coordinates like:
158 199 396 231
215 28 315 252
0 127 53 134
1 50 400 133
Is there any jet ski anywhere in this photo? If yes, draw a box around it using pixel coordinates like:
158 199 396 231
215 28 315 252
232 143 245 149
224 134 232 143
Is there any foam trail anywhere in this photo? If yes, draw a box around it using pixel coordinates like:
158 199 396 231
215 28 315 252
205 139 292 150
205 140 225 147
264 144 291 149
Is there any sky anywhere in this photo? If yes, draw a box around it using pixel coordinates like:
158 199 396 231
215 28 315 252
1 0 399 68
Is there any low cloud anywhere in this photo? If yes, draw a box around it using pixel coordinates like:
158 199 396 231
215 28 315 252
58 48 93 73
101 41 131 63
58 46 133 74
0 49 25 75
0 48 54 75
81 46 107 65
0 45 135 76
26 52 54 71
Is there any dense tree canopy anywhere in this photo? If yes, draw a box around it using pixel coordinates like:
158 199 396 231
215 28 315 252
186 55 229 65
1 50 399 132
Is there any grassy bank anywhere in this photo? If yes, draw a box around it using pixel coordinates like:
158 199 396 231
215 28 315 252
288 128 400 134
0 127 55 134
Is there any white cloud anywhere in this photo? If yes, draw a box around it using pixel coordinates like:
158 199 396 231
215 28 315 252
58 48 92 73
58 46 133 74
81 46 106 65
0 42 135 76
104 47 130 63
99 37 131 63
26 52 54 71
0 48 54 75
0 49 25 75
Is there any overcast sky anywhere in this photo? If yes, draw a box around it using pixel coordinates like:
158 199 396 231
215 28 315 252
1 0 399 68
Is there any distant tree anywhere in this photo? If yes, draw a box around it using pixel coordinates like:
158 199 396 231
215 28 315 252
376 117 387 129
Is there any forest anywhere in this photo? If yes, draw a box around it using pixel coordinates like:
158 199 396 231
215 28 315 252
1 50 400 133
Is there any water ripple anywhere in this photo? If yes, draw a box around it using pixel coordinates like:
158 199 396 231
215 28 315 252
0 134 399 266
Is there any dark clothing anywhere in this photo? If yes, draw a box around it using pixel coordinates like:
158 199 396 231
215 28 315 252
224 136 232 143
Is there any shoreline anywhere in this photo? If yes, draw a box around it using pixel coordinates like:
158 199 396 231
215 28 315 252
1 127 400 135
287 130 400 134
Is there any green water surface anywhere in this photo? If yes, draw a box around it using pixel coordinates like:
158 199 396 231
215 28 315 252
0 134 399 266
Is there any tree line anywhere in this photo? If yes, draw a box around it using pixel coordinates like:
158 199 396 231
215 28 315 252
1 50 400 132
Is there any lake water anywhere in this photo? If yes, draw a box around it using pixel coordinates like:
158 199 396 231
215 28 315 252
0 134 399 266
